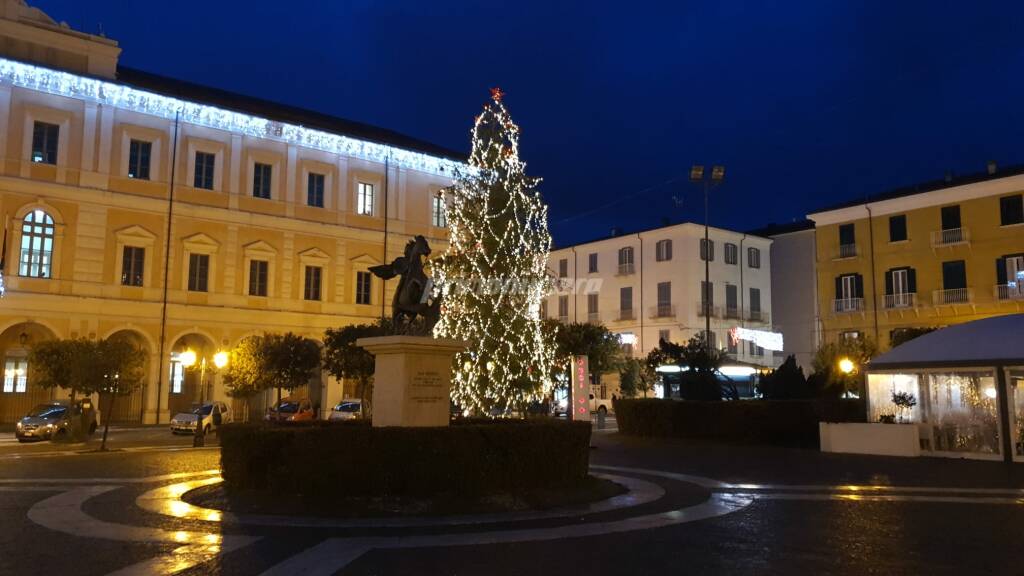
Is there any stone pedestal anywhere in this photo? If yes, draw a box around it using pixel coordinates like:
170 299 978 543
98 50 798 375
357 335 467 427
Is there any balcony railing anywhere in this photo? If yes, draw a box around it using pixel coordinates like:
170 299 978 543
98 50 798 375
616 263 635 276
616 308 635 321
995 284 1024 301
696 302 720 317
835 243 858 259
746 309 769 323
932 288 972 305
884 292 916 309
587 311 602 323
832 298 864 313
649 304 676 319
724 306 740 319
931 227 969 247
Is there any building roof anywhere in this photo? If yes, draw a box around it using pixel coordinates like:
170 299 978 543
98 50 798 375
809 163 1024 216
745 219 815 237
869 314 1024 369
115 66 466 163
553 220 771 251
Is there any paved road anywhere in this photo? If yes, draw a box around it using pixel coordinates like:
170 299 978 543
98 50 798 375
1 430 1022 575
0 425 217 459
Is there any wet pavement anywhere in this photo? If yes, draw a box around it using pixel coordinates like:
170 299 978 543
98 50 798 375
0 431 1022 575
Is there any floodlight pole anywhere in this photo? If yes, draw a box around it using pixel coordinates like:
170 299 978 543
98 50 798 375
690 165 725 348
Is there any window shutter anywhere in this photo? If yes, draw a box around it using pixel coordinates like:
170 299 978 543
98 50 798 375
884 270 893 295
855 274 864 298
908 268 917 293
835 276 842 299
996 257 1007 286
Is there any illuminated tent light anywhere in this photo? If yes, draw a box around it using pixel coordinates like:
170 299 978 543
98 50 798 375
0 57 465 177
618 333 637 345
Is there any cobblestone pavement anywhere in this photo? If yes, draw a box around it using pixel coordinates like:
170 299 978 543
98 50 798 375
1 432 1022 575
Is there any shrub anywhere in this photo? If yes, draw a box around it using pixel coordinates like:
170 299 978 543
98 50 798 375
219 419 591 498
758 355 811 399
614 398 865 447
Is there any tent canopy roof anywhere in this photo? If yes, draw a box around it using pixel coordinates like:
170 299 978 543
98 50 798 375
869 314 1024 370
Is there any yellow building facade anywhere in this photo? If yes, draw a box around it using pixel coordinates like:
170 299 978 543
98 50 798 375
809 166 1024 351
0 2 457 424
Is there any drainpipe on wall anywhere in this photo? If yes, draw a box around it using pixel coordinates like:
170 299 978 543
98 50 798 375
637 233 644 354
571 246 577 323
865 205 879 342
739 234 747 330
154 109 182 426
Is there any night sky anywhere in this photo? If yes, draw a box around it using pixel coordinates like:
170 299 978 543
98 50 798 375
34 1 1024 246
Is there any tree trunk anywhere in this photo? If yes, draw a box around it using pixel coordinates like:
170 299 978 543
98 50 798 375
100 392 115 451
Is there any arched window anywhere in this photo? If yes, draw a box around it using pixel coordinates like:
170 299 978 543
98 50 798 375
19 210 54 278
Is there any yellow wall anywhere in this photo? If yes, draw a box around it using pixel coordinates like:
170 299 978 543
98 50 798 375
813 180 1024 350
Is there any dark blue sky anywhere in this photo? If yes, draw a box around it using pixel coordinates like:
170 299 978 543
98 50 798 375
35 1 1024 246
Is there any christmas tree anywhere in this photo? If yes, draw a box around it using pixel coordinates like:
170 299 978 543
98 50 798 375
434 88 556 414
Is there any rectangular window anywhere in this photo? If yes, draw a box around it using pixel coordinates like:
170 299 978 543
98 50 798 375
253 163 272 199
727 332 737 354
3 357 27 393
304 266 322 301
940 205 961 231
248 260 268 296
540 300 548 319
432 196 447 228
749 287 762 320
657 281 671 306
658 329 670 344
588 253 598 273
620 286 633 313
839 223 855 246
558 258 568 278
128 139 152 180
587 293 599 314
701 280 714 307
724 243 738 265
558 295 569 319
307 173 325 207
356 271 372 304
31 121 59 164
1000 194 1024 226
187 253 209 292
169 361 184 394
699 238 715 261
942 260 967 290
838 274 860 300
747 247 761 269
432 195 447 227
655 239 672 262
726 284 738 317
121 246 145 287
357 182 375 215
194 151 215 189
889 215 907 242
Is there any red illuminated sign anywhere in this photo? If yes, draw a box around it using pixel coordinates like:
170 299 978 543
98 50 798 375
571 355 590 422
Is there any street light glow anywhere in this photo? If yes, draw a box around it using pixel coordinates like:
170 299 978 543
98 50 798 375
213 351 228 369
838 358 855 374
179 349 197 368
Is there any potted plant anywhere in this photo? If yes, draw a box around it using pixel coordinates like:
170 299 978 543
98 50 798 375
891 391 917 424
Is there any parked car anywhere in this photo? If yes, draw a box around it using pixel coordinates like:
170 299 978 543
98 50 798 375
328 400 362 421
265 398 315 422
15 400 98 442
170 401 231 435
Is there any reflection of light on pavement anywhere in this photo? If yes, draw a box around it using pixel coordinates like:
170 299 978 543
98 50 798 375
136 476 227 522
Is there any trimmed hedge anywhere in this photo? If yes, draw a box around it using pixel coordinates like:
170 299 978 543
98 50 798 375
219 419 591 498
614 398 865 447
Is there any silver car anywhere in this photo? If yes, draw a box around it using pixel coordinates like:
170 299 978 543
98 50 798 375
15 401 98 442
328 400 362 421
170 401 231 435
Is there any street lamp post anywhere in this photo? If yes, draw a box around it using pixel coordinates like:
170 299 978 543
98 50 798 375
689 165 725 347
180 349 228 448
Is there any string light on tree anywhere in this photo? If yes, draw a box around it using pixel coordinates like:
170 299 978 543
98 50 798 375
434 89 556 414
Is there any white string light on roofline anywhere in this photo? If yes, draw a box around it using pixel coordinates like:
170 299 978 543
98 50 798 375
0 57 466 177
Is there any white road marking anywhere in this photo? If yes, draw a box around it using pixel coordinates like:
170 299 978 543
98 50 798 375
0 469 220 485
0 445 218 461
258 493 753 575
135 473 665 528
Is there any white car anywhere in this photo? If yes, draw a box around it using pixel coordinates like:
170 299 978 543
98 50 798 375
328 400 362 421
170 401 232 434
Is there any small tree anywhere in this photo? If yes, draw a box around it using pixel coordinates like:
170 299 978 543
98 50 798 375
223 336 272 422
811 337 878 398
892 391 917 423
647 337 727 401
552 322 624 385
323 321 389 415
889 327 937 348
263 333 321 407
96 337 146 450
618 357 656 398
758 355 810 399
28 338 93 402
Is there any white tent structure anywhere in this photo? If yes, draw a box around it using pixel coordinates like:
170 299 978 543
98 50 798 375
866 314 1024 463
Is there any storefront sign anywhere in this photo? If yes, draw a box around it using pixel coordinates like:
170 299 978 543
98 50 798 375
570 355 590 421
729 327 784 352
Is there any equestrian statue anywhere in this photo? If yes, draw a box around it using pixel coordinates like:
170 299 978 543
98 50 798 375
369 235 443 333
